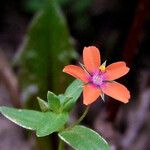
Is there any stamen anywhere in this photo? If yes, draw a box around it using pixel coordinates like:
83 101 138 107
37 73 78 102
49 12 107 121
79 62 91 76
99 60 107 72
99 65 106 71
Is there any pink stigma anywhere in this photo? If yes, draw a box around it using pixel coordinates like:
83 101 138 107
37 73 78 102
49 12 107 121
89 71 105 87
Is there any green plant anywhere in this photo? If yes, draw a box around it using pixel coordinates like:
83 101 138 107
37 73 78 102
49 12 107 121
0 79 110 150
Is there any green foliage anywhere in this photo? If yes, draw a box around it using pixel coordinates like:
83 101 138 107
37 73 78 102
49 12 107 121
38 79 83 112
64 79 82 101
37 97 49 112
59 125 110 150
0 79 83 135
0 106 68 137
0 80 110 149
47 91 61 112
14 0 77 102
0 80 83 138
60 97 74 112
62 79 83 111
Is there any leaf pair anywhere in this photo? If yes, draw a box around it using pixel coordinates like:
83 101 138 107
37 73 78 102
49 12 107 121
0 80 83 137
37 91 61 113
38 79 83 113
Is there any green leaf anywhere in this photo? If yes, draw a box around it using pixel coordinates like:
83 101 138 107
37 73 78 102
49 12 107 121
58 94 67 104
14 0 77 102
64 80 83 101
0 106 68 137
58 94 74 112
37 97 49 112
47 91 61 112
61 97 74 112
36 112 68 137
59 125 110 150
62 80 83 111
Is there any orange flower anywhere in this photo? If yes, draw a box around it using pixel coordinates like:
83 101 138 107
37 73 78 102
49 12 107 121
63 46 130 105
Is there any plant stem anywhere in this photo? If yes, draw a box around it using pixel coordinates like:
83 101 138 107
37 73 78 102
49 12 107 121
58 106 90 149
58 138 64 150
67 105 90 129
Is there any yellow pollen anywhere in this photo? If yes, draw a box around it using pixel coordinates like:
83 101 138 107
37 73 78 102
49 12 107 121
99 65 106 71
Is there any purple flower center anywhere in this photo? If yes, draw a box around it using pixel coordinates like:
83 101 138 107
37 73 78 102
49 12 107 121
89 71 105 87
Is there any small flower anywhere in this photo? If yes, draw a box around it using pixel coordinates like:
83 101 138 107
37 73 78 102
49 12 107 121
63 46 130 105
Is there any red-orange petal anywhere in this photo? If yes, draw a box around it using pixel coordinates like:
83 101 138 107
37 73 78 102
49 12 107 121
83 46 101 73
63 65 88 83
101 81 130 103
83 84 101 105
105 62 130 81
